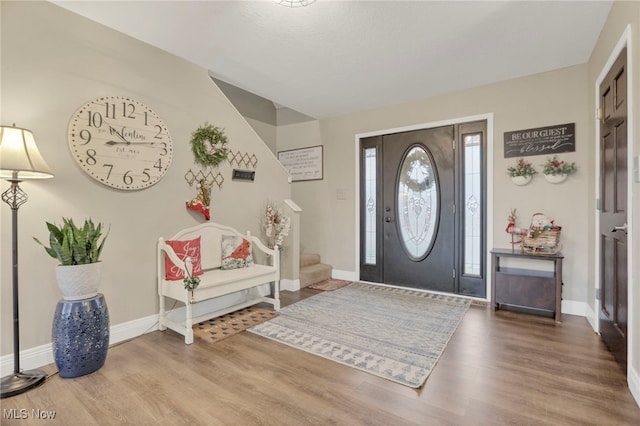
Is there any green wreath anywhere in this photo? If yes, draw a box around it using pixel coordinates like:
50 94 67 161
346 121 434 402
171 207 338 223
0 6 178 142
402 149 434 192
190 124 229 168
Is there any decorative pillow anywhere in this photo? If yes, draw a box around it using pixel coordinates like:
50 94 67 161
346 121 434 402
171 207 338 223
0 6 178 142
164 237 203 280
221 235 254 270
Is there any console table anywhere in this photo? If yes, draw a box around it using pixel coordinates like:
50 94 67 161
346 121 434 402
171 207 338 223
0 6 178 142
491 249 563 321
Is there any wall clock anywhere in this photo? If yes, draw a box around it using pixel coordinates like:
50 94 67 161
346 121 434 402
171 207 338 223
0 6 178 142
68 96 173 190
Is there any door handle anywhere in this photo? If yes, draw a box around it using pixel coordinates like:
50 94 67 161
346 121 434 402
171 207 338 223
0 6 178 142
611 223 628 234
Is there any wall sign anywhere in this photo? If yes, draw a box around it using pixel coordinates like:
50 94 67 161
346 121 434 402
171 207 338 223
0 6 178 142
504 123 575 158
232 169 255 181
277 145 323 182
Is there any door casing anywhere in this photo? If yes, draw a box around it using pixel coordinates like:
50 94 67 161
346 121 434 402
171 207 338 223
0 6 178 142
354 113 494 300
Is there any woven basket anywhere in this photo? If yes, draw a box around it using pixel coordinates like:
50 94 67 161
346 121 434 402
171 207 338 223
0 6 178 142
521 213 561 254
522 229 561 254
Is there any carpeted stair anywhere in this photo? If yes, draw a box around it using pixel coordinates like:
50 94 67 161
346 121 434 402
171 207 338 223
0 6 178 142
300 253 332 288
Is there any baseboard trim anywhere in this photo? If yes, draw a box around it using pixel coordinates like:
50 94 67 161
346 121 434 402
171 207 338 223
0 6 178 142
0 314 159 377
629 365 640 407
280 278 300 292
585 302 598 332
331 269 357 282
561 300 588 318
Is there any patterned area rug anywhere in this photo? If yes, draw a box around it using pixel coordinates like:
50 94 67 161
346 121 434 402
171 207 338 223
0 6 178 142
307 279 352 291
248 282 470 388
194 306 278 344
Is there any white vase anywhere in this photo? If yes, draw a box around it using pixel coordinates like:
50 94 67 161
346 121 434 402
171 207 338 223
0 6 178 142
55 262 103 300
511 175 532 186
544 173 567 184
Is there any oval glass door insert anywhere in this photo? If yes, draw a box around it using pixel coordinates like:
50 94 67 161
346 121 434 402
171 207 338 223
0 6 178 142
397 145 439 260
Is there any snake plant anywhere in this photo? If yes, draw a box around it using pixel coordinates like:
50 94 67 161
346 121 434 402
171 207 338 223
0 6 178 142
34 218 109 265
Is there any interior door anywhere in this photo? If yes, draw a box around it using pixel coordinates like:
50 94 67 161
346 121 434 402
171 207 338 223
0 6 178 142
598 47 628 372
382 126 455 292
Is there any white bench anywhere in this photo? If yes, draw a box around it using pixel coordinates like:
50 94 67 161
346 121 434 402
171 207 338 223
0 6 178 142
157 222 280 344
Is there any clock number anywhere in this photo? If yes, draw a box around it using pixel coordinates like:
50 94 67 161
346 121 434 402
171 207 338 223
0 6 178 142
159 142 168 156
141 168 151 183
105 102 116 119
86 111 103 128
122 102 135 119
154 124 164 139
154 158 163 171
144 111 149 126
85 149 97 166
79 129 92 145
123 171 134 186
103 164 113 179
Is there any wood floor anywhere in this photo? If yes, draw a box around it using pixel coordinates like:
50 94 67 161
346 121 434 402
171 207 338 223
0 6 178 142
2 288 639 425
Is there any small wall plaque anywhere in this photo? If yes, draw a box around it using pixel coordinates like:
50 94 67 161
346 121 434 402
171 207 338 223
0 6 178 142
277 145 323 182
232 169 255 181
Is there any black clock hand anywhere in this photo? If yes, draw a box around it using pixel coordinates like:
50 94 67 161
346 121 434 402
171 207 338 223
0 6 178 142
108 125 129 143
105 141 158 146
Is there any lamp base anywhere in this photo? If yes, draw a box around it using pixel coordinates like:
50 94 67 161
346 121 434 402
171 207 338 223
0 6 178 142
0 370 47 399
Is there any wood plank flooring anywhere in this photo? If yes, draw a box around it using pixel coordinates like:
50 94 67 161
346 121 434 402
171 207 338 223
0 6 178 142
2 288 639 425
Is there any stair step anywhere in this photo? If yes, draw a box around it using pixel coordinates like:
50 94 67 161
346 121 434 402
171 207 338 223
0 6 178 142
300 263 332 288
300 253 321 268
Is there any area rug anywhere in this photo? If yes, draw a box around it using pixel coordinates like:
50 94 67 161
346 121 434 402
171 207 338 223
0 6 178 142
307 279 352 291
248 282 470 388
194 306 278 344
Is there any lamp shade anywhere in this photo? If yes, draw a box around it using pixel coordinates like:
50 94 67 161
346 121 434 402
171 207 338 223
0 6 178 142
0 125 54 179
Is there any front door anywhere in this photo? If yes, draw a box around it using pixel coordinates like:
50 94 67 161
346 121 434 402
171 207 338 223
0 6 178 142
382 126 455 292
598 47 628 372
360 126 455 292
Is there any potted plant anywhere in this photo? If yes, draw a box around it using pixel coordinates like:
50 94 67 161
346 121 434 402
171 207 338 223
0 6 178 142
542 155 577 183
507 158 536 185
34 218 109 300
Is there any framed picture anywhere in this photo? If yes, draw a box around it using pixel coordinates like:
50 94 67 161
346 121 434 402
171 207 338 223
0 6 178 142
277 145 323 182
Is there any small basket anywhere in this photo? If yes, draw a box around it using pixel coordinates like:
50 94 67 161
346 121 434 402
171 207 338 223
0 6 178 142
521 213 561 254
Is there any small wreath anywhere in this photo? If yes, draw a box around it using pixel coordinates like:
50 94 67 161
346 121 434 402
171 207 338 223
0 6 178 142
190 124 229 168
402 149 434 192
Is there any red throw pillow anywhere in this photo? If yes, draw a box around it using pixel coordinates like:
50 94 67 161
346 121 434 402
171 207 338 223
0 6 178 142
164 237 203 280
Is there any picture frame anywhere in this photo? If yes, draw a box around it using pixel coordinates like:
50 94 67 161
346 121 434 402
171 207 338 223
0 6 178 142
277 145 323 182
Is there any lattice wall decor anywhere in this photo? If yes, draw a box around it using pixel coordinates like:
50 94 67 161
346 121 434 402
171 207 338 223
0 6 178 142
227 150 258 169
184 168 224 190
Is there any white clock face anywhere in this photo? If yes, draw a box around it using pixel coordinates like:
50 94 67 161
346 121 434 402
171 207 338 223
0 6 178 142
68 96 173 190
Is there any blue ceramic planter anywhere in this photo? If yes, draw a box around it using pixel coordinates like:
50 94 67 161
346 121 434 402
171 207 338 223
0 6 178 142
52 294 109 378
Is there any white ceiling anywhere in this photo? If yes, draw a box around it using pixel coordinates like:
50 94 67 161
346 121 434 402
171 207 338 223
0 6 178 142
52 0 613 119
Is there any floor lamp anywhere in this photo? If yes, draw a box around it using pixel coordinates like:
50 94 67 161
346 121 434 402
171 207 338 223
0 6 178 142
0 125 54 399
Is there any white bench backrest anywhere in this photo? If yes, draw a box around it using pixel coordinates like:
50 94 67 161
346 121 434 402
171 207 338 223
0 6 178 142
168 223 246 270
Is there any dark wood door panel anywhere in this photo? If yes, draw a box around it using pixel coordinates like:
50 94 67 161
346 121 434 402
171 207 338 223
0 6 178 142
599 47 627 372
382 126 454 292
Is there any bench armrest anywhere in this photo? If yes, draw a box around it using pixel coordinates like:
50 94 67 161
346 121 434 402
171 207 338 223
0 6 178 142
158 237 194 278
247 232 279 269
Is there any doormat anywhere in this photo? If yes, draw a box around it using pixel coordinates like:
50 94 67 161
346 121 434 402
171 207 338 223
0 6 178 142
193 306 278 344
307 279 352 291
249 282 470 388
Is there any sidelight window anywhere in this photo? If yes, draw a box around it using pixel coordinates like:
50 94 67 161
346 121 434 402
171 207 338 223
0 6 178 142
364 147 377 265
463 133 482 276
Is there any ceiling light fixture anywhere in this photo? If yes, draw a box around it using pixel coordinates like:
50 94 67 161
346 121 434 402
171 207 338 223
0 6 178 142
276 0 316 7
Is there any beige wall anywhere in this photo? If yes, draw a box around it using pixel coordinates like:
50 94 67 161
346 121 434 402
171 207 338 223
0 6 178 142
280 65 590 304
1 1 290 356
